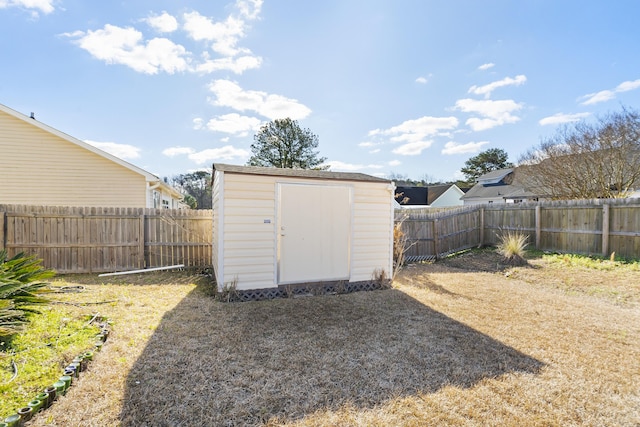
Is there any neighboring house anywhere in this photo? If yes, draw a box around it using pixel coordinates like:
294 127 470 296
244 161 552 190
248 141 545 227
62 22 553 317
0 102 184 208
394 184 465 208
461 168 540 205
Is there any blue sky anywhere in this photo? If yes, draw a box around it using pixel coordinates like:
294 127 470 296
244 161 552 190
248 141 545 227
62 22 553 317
2 1 640 182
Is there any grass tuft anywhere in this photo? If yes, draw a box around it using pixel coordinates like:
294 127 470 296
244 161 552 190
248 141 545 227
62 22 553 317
544 252 640 271
496 229 529 266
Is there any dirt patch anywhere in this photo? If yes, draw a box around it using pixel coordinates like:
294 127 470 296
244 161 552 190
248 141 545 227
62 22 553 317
436 248 513 272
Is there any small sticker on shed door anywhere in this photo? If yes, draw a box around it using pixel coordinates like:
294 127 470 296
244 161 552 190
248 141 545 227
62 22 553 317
278 183 351 284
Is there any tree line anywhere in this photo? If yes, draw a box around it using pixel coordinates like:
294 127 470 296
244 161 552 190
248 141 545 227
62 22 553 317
170 106 640 208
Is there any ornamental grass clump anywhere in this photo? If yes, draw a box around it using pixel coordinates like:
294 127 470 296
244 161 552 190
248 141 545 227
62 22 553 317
496 230 529 266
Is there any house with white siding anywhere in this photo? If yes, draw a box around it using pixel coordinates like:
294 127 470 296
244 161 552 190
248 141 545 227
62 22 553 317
0 102 184 208
395 184 466 208
212 163 395 300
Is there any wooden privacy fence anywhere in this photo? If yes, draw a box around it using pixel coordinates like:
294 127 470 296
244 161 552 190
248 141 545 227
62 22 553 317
0 205 212 274
397 198 640 262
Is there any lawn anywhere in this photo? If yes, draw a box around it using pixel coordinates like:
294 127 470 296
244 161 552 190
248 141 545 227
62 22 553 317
15 251 640 426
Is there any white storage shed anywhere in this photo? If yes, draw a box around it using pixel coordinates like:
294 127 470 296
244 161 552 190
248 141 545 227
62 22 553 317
212 163 395 300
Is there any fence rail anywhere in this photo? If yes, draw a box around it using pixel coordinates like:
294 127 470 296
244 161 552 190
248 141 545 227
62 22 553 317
0 205 212 274
398 198 640 261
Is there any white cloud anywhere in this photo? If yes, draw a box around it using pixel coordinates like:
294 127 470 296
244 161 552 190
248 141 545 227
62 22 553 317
0 0 54 15
580 78 640 105
538 112 591 126
144 12 179 33
85 140 141 159
204 113 262 135
236 0 263 20
67 25 191 75
325 161 383 172
188 145 250 164
367 116 457 156
616 79 640 92
162 146 195 157
478 62 495 71
454 98 523 131
377 116 458 142
207 79 311 120
441 140 489 155
580 90 615 106
195 54 262 74
415 73 432 84
388 160 401 167
392 140 434 156
192 118 204 130
182 1 262 57
183 11 249 56
468 75 526 98
67 1 263 75
358 141 378 148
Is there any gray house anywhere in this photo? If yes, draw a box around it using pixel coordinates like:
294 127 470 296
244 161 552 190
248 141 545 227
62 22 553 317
461 168 540 205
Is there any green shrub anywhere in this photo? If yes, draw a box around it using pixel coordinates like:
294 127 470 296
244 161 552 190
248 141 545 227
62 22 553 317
0 250 54 336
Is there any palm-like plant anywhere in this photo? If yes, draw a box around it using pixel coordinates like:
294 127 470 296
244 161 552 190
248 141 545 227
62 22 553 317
0 250 54 336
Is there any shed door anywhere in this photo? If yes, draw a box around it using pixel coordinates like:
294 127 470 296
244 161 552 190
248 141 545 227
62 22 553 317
278 183 351 284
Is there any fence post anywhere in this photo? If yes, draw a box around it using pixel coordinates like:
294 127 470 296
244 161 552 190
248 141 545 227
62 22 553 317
0 211 5 251
535 205 541 249
602 203 610 257
139 214 146 268
432 218 439 260
479 207 485 247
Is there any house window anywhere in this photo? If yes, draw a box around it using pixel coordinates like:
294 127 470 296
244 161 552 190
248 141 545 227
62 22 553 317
162 199 170 209
512 199 523 204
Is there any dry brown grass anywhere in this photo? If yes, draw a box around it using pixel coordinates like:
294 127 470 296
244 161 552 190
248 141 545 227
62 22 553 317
25 258 640 426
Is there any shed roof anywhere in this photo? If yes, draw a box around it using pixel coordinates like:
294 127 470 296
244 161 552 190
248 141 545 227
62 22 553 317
213 163 391 183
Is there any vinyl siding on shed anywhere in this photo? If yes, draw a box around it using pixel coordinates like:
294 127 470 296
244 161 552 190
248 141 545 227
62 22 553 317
218 172 276 289
0 110 147 207
214 171 393 290
212 170 222 282
351 186 394 281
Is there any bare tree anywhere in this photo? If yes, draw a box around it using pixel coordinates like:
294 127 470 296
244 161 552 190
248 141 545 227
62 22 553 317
519 107 640 200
